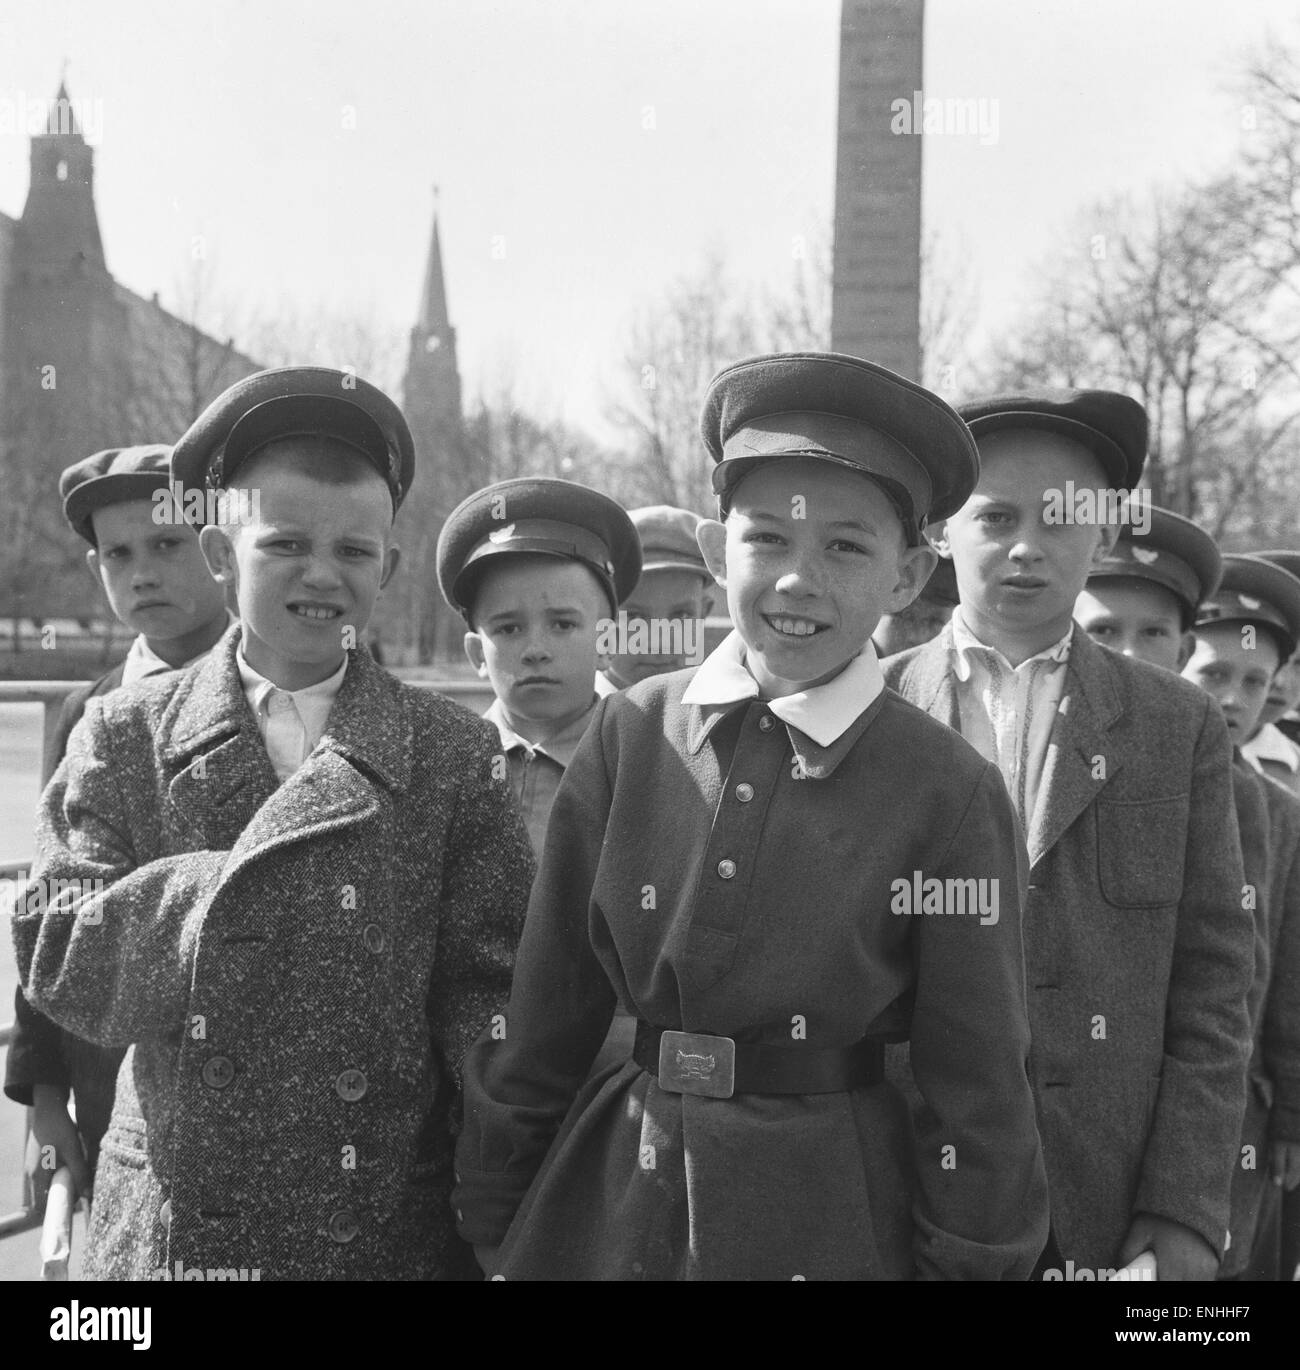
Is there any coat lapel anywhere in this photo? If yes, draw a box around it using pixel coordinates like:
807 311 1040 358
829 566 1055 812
1026 630 1125 868
895 624 961 730
162 629 413 873
162 628 278 848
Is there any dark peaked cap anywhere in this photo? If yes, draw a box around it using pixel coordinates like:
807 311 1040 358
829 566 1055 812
436 477 641 618
60 444 174 544
171 366 415 517
1196 553 1300 662
701 351 979 533
1089 504 1223 618
960 389 1148 492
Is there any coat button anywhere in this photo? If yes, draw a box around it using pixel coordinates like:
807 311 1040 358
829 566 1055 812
758 715 775 732
336 1068 368 1102
735 783 754 802
717 859 737 879
328 1208 359 1243
362 923 385 954
202 1055 234 1089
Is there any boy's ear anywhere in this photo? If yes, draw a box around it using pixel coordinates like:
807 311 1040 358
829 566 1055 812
464 631 489 679
1176 630 1197 671
379 544 401 590
697 520 727 587
887 542 938 614
925 520 951 559
199 525 237 585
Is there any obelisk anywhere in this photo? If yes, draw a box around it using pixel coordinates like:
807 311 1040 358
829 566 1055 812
831 0 924 380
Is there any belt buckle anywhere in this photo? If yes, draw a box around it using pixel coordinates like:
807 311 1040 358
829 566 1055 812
657 1030 735 1099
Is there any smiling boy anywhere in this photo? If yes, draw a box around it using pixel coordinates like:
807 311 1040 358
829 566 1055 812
13 367 533 1280
453 351 1048 1281
436 477 640 858
6 444 229 1209
885 391 1255 1281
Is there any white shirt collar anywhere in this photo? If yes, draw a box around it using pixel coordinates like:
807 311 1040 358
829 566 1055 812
120 635 181 687
681 629 884 747
949 605 1074 682
235 645 348 716
483 695 598 769
1243 721 1300 775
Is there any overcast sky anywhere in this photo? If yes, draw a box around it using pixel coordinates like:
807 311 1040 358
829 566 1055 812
1 0 1296 437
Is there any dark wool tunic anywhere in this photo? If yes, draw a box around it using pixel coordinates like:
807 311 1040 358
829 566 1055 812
454 670 1050 1280
12 627 534 1280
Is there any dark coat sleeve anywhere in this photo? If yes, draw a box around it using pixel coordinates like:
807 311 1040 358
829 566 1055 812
453 700 618 1245
3 985 71 1106
1263 797 1300 1142
905 759 1049 1280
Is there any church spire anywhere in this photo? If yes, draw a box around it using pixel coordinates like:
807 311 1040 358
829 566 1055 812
416 190 452 337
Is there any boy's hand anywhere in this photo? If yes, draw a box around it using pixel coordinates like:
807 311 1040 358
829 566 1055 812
1270 1139 1300 1190
473 1244 500 1275
1118 1213 1218 1281
30 1084 91 1200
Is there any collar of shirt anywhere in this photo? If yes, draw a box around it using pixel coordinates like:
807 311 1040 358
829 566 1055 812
1243 721 1300 775
595 671 619 698
483 695 600 769
949 605 1074 681
120 634 182 687
236 646 348 743
681 629 884 748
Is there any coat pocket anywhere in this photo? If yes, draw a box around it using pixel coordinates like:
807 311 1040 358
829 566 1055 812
1096 795 1189 908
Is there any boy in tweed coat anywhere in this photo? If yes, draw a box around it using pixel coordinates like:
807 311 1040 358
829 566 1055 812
12 368 534 1281
885 392 1254 1280
6 444 229 1203
454 352 1049 1280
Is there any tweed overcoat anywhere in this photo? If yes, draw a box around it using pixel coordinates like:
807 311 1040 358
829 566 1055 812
1222 772 1300 1276
12 626 534 1280
884 625 1254 1270
453 670 1050 1280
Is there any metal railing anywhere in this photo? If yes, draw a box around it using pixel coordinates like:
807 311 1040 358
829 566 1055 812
0 671 495 1242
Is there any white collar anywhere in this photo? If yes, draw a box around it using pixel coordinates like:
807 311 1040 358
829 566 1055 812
681 629 884 747
121 635 181 686
483 695 598 768
235 645 348 713
1244 722 1300 775
949 605 1074 682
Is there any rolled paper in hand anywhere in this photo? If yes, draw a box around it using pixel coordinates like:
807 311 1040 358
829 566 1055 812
40 1165 75 1281
1109 1250 1157 1281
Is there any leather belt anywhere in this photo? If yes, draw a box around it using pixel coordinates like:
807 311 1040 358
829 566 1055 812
633 1021 885 1099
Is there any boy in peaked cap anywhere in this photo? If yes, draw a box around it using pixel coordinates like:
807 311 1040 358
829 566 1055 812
5 444 230 1214
453 351 1048 1281
436 476 640 858
1185 555 1300 1279
599 505 715 693
885 391 1254 1280
12 367 534 1281
1241 551 1300 798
